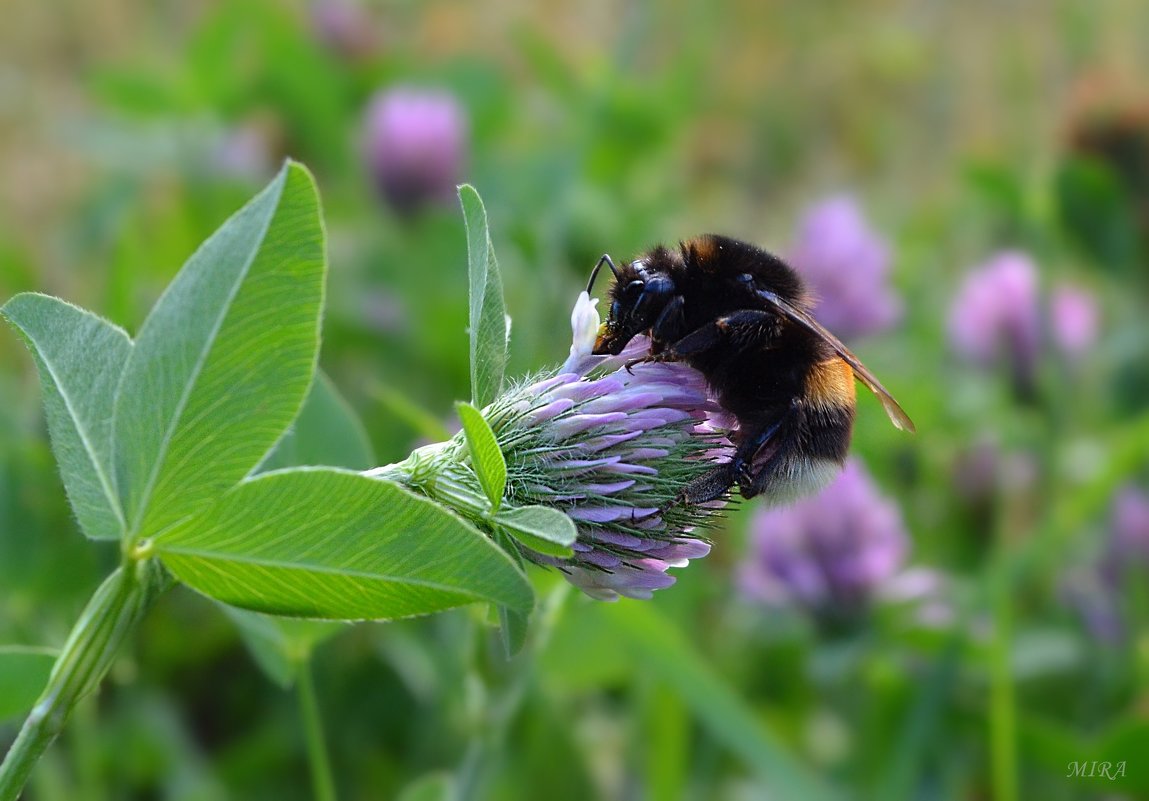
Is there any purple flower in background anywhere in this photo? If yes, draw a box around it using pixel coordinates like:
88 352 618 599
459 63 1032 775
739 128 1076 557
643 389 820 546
1050 283 1100 360
739 459 910 623
948 251 1041 368
948 252 1103 395
1104 485 1149 574
310 0 379 60
372 293 732 601
1063 485 1149 644
208 120 277 182
363 88 468 216
789 196 901 340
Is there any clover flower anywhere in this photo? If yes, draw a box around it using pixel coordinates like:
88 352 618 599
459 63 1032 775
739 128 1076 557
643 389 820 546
310 0 379 61
738 459 918 626
789 196 901 340
947 251 1041 375
1062 485 1149 644
948 252 1102 396
371 292 733 600
362 88 468 215
1049 283 1100 361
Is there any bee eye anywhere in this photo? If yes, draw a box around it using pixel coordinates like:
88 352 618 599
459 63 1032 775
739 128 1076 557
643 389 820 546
609 300 621 320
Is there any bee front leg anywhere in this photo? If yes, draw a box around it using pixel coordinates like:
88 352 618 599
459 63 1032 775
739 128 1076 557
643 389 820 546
659 309 777 360
649 294 686 353
625 295 687 372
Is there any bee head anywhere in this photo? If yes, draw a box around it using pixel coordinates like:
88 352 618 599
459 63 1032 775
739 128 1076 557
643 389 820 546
592 255 676 355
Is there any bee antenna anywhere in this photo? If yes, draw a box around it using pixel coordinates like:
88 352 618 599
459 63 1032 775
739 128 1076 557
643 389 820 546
586 254 620 293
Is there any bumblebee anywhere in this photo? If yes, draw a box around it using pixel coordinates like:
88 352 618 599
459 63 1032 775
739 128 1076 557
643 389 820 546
587 234 914 505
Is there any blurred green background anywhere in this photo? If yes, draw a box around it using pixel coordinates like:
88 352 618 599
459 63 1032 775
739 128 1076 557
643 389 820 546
2 1 1149 799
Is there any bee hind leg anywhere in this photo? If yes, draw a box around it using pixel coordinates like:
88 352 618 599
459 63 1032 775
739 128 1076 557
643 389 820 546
676 463 736 505
671 418 786 507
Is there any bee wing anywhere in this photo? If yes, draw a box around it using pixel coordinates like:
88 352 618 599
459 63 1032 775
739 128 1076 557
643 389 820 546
758 290 916 433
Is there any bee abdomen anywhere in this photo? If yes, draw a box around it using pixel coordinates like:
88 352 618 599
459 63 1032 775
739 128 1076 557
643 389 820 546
805 357 857 411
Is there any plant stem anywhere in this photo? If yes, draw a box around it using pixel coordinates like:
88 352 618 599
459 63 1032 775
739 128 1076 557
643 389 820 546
297 661 336 801
0 559 164 801
989 525 1019 801
455 583 571 801
989 559 1019 801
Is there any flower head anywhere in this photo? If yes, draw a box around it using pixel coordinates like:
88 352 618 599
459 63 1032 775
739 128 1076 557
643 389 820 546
739 459 910 624
375 292 732 601
1050 283 1100 360
948 251 1041 372
1062 485 1149 644
310 0 379 60
948 252 1102 395
1104 485 1149 575
789 196 901 340
363 88 468 216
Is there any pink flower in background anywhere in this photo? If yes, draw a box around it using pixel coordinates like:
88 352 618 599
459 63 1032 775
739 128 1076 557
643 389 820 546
1105 485 1149 571
948 251 1103 395
789 196 901 340
739 459 913 623
1064 485 1149 644
310 0 379 60
1049 283 1100 360
363 88 468 215
947 251 1041 371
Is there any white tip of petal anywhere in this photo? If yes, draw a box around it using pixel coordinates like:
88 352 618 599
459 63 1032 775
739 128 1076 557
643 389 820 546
570 291 601 356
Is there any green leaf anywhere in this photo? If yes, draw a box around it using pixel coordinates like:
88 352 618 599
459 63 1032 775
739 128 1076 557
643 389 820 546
495 506 576 558
458 185 508 409
234 373 367 687
1 296 131 540
153 468 533 620
112 161 325 542
221 606 344 689
455 401 506 512
597 602 841 801
259 371 374 473
0 646 57 721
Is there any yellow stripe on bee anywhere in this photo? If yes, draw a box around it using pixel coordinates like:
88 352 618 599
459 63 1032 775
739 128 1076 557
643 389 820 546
807 357 856 409
685 235 718 263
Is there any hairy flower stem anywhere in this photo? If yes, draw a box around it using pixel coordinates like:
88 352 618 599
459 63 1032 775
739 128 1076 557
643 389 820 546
0 558 167 801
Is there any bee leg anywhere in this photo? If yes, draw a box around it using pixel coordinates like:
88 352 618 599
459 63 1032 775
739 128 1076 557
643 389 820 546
623 296 687 374
623 354 661 374
659 309 777 360
677 463 736 505
729 419 785 492
649 294 686 351
672 423 782 506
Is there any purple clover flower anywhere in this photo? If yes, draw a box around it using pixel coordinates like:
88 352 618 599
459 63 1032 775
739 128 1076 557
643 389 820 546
1103 485 1149 577
948 253 1102 392
372 293 732 601
363 88 468 216
1063 485 1149 644
788 196 901 340
310 0 379 61
1050 283 1100 360
738 459 912 623
947 251 1041 373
